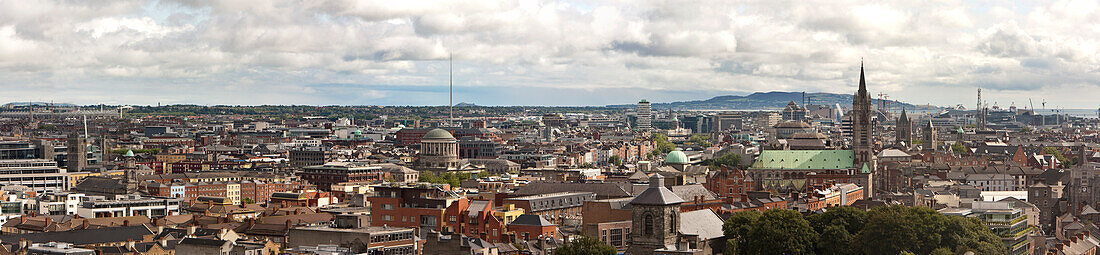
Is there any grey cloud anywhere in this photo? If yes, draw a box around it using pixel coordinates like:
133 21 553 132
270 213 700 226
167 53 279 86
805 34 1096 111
0 0 1097 108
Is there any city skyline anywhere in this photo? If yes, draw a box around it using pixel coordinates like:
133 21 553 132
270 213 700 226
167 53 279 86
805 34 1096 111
1 0 1099 108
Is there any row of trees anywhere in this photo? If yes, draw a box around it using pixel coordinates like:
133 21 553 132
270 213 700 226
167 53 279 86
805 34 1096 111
417 171 491 187
724 206 1005 255
701 154 740 171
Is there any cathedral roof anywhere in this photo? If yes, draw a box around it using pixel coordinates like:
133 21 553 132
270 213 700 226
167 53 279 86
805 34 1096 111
751 150 855 170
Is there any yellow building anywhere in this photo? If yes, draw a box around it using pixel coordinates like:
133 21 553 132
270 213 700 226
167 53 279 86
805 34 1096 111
226 183 241 205
68 171 124 185
155 154 188 163
493 204 525 224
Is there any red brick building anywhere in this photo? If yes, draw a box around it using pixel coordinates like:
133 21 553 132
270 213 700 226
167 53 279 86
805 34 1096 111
368 184 464 232
507 214 558 241
704 167 754 201
442 199 508 243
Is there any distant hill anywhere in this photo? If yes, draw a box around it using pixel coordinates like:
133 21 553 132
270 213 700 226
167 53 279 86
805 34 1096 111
610 91 936 110
3 102 78 107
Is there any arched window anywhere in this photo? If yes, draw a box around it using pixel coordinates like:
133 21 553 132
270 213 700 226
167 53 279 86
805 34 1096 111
669 214 677 233
644 214 654 236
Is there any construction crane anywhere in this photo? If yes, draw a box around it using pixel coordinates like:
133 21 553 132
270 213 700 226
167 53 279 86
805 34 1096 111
877 92 890 113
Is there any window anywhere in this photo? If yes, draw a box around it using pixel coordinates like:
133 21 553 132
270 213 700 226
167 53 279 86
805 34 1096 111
644 214 653 236
382 204 394 210
669 214 677 233
383 215 393 221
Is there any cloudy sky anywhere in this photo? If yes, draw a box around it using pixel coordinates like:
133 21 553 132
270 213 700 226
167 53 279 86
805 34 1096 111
0 0 1098 108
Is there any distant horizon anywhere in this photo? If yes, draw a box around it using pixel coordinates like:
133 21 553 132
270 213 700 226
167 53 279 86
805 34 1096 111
2 1 1099 108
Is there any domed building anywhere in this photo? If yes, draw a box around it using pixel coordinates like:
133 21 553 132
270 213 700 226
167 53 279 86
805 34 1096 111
656 149 709 185
416 128 459 170
664 149 689 171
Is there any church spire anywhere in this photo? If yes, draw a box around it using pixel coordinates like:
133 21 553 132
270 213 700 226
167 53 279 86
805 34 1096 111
858 61 867 95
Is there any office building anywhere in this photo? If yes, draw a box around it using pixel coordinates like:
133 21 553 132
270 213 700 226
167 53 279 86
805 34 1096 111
0 160 69 193
299 162 387 191
636 100 652 131
76 195 182 218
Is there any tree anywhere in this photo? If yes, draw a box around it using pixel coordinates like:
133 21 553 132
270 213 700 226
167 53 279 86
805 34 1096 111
702 154 741 171
817 225 854 255
723 210 762 255
854 206 1004 255
650 133 675 154
690 134 713 147
553 236 616 255
608 155 622 166
807 206 866 234
242 198 255 204
743 209 817 255
725 206 1005 255
952 142 968 154
1044 147 1072 168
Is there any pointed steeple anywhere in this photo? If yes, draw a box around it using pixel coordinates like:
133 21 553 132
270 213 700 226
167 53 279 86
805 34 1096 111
899 108 908 120
858 61 867 95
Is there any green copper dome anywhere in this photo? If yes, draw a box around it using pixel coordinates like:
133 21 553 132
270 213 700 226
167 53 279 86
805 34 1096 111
665 149 688 164
124 149 135 157
423 128 455 140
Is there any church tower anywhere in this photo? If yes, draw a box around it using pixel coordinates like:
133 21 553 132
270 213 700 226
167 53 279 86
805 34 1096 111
896 109 912 148
627 174 685 255
852 63 875 169
923 119 936 153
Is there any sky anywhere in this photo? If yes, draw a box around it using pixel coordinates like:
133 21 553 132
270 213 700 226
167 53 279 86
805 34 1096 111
0 0 1098 108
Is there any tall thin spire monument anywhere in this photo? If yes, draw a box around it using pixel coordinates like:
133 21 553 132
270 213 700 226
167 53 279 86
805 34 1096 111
449 53 453 127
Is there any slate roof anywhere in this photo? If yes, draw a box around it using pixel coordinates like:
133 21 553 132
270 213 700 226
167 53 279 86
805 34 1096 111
0 225 153 245
468 200 491 218
178 237 227 246
513 182 632 199
669 184 717 201
630 186 685 205
509 214 554 226
679 209 724 240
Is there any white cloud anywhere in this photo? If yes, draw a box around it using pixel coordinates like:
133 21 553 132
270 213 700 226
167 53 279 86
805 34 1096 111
0 0 1096 107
